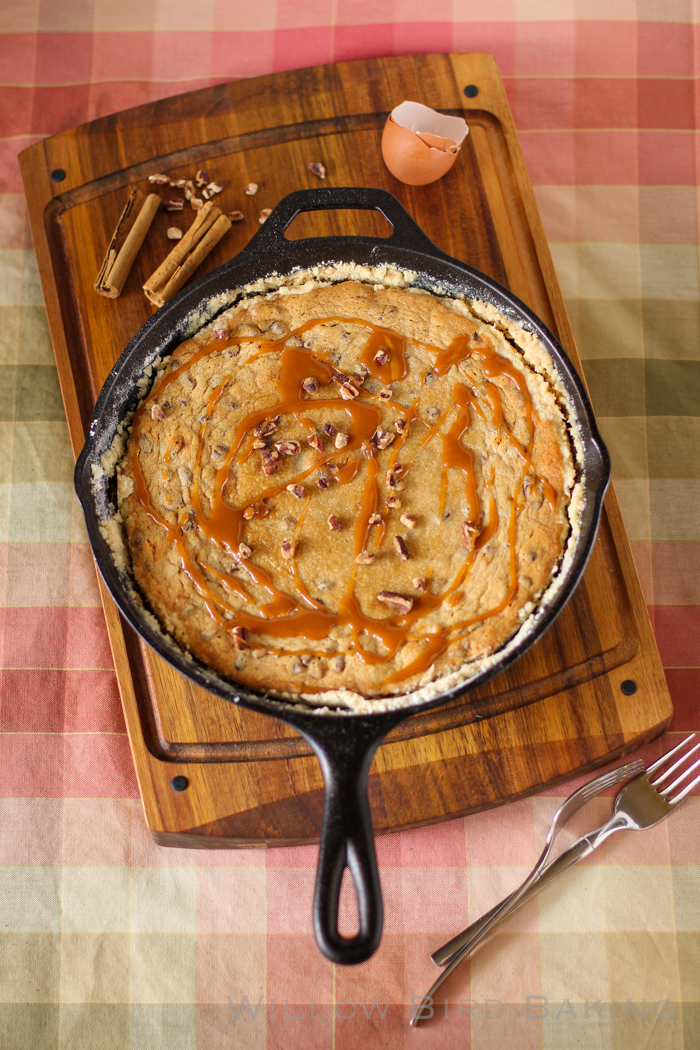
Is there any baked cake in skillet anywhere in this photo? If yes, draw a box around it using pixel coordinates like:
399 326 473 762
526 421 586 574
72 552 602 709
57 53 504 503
111 273 582 710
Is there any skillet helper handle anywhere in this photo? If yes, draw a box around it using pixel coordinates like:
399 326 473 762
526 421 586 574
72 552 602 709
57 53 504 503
239 186 441 259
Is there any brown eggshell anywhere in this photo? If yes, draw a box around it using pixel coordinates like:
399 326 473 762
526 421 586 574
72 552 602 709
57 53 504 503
381 117 459 186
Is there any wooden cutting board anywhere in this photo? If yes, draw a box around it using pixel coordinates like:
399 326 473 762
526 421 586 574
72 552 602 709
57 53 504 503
20 54 672 847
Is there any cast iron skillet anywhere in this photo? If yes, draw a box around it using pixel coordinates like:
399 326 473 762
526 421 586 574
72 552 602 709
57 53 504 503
75 187 610 965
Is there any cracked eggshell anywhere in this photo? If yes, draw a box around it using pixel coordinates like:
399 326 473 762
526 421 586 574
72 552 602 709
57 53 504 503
381 100 469 187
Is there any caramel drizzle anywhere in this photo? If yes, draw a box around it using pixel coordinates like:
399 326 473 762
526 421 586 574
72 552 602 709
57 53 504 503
130 314 558 689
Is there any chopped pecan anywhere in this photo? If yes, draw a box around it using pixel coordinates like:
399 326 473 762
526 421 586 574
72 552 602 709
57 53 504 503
165 198 184 211
376 591 413 613
195 169 209 187
373 347 390 366
332 655 345 672
308 162 326 179
386 496 401 510
461 521 477 547
169 178 187 188
238 543 252 560
328 515 343 531
339 381 360 400
308 660 324 679
302 376 319 394
368 513 382 525
322 422 337 437
258 208 272 224
245 182 259 195
355 551 375 565
393 535 410 560
373 427 394 450
215 327 229 339
316 476 329 490
261 449 279 463
426 406 440 422
262 459 281 476
191 198 204 211
307 433 324 451
147 173 170 184
286 484 304 500
254 419 278 438
378 388 392 400
252 439 268 450
184 180 196 199
232 625 248 649
275 440 301 456
395 418 408 434
400 514 416 529
205 181 223 195
150 403 165 421
334 432 350 449
166 227 183 240
412 576 426 592
281 540 294 560
229 210 244 222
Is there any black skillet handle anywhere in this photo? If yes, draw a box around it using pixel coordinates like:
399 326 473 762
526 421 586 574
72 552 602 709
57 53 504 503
237 186 441 261
293 712 402 965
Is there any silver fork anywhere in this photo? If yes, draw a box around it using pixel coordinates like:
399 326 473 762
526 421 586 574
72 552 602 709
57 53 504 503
411 734 700 1027
431 757 644 967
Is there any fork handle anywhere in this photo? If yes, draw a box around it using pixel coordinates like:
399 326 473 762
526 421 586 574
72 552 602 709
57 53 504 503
413 825 630 1026
431 895 526 967
431 818 629 972
411 839 592 1025
429 837 595 973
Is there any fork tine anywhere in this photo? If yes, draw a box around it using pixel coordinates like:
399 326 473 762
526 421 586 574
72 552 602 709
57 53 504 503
670 768 700 806
581 760 644 799
645 734 697 777
661 755 700 799
650 741 700 787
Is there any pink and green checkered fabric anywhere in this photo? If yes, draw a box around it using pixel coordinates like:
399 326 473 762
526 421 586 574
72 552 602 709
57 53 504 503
1 2 698 1048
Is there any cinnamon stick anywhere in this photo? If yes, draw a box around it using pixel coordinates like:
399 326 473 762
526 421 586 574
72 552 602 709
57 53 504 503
143 203 231 308
94 189 160 298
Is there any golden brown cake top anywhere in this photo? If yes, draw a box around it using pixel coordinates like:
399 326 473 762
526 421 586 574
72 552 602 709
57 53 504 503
114 278 580 711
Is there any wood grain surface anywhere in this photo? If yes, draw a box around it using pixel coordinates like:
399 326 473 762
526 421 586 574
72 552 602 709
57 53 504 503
20 54 672 847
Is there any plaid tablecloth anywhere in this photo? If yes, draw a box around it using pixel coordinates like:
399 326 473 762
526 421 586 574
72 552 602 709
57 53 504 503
1 3 699 1048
